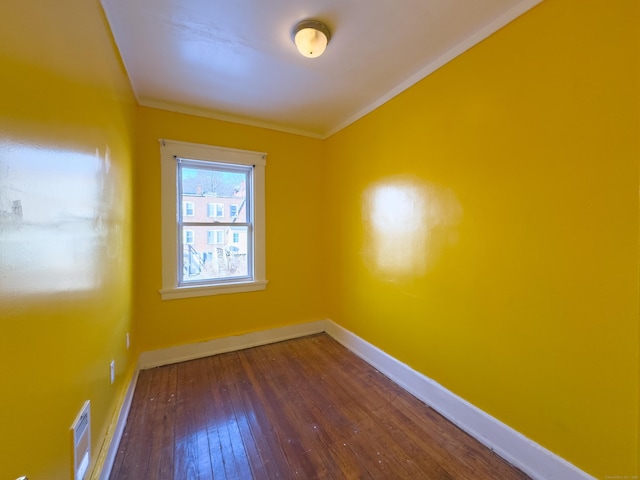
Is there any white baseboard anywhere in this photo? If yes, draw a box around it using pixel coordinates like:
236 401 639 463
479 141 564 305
138 320 327 369
99 319 594 480
323 320 595 480
96 367 139 480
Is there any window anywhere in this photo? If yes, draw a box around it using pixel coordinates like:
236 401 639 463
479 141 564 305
207 203 224 218
183 201 195 216
160 139 267 299
207 229 224 244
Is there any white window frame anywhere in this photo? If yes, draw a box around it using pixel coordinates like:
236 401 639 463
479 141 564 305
184 229 195 244
160 139 267 300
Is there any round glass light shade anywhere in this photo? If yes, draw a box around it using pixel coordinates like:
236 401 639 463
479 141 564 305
292 21 331 58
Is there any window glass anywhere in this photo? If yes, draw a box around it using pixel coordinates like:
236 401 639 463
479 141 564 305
179 163 251 284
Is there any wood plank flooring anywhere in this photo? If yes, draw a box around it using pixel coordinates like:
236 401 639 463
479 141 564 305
109 334 530 479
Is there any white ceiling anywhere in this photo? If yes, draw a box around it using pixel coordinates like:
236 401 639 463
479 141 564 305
101 0 541 138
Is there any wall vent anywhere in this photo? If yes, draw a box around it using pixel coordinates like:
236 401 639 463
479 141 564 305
71 401 91 480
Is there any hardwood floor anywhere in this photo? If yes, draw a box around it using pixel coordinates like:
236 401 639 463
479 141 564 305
109 334 530 479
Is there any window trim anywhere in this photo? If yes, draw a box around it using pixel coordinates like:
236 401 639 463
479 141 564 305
159 139 267 300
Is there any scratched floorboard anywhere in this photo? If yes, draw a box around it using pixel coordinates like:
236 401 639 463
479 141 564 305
109 334 531 480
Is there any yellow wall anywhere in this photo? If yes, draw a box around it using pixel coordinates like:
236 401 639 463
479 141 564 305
0 1 137 479
324 0 639 477
133 107 328 351
1 0 638 479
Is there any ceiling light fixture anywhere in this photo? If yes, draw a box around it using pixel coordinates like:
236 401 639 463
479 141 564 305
292 20 331 58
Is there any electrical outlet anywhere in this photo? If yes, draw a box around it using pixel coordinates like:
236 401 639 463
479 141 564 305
110 360 115 384
126 332 130 350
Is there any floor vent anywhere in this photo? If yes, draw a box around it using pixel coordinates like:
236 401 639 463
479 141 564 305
71 401 91 480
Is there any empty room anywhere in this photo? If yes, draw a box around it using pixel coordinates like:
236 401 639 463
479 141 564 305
0 0 638 479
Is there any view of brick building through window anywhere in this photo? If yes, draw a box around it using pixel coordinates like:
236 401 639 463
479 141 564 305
180 166 250 282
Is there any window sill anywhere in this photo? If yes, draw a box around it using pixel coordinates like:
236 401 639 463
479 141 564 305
159 280 268 300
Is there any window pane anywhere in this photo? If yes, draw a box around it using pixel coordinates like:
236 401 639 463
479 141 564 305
182 225 249 282
181 167 246 223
